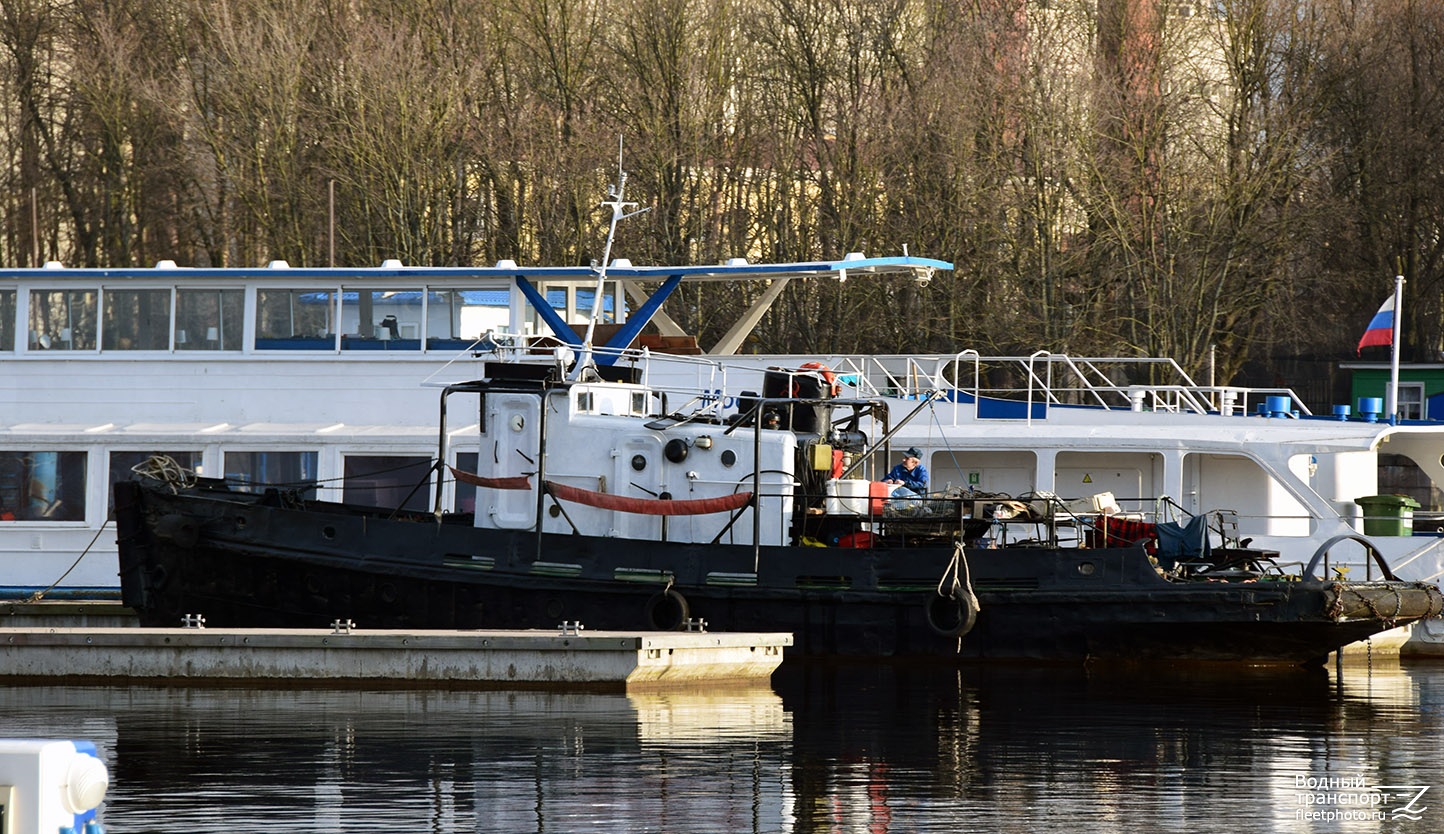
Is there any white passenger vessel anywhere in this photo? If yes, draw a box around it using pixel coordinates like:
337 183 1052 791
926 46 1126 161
5 253 1444 634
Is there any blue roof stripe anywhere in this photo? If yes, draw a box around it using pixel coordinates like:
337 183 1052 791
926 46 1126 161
0 255 952 282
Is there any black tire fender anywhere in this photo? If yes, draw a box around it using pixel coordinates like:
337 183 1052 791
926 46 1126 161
646 588 690 631
925 590 979 638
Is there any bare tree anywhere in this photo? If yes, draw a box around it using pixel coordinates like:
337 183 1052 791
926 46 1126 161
314 8 472 265
155 0 328 266
0 0 97 264
1059 0 1320 382
1307 0 1444 361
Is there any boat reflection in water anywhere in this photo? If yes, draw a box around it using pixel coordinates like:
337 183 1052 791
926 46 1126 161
7 684 794 833
6 659 1444 832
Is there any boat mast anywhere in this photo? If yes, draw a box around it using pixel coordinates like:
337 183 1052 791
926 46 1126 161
570 137 649 380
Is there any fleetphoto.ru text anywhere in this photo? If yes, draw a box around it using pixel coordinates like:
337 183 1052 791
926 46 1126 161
1293 775 1429 822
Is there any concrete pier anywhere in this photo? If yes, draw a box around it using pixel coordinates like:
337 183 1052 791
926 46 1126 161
0 625 791 689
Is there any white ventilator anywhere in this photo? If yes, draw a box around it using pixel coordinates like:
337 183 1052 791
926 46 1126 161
0 739 109 834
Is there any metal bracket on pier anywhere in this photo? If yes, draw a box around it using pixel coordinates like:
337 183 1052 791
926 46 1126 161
557 621 586 636
682 618 709 633
330 619 356 634
180 614 206 629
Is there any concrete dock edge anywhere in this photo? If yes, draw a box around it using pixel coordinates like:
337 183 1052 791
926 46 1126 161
0 626 792 689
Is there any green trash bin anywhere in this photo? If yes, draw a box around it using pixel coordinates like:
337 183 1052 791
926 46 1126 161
1355 494 1422 536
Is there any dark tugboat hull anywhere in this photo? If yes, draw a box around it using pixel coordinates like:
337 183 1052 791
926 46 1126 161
115 481 1444 665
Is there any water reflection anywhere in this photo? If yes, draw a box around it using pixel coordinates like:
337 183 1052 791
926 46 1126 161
2 658 1442 833
775 660 1444 834
4 685 792 833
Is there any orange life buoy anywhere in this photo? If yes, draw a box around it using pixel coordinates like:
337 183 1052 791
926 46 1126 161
799 362 840 397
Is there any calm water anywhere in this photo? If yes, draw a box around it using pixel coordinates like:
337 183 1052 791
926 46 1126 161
5 657 1444 833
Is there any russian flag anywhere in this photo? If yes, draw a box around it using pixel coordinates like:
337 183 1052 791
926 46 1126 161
1357 294 1395 354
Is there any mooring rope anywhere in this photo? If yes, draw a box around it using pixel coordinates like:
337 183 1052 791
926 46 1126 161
938 542 981 614
3 518 111 604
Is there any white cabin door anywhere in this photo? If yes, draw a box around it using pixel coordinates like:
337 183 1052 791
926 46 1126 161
482 394 542 529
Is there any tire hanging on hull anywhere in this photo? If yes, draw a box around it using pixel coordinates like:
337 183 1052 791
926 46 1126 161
925 590 979 638
927 543 980 638
646 587 690 631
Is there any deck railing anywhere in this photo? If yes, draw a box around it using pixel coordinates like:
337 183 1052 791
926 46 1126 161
480 344 1316 423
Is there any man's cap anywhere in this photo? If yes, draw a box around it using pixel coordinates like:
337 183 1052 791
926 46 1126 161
904 447 922 459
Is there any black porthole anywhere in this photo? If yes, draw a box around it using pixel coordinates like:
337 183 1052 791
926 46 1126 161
631 454 647 471
720 449 737 467
322 526 336 540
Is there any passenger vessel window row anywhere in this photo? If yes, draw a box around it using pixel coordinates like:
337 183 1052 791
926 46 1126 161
0 450 479 523
0 285 609 353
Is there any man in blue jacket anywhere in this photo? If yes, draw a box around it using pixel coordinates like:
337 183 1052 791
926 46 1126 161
882 447 929 498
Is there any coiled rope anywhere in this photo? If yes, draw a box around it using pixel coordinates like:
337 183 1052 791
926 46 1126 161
131 455 196 492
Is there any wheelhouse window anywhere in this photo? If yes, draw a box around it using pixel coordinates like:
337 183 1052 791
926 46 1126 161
0 451 86 521
0 289 14 350
176 289 243 351
29 289 97 350
223 451 318 499
103 288 171 350
255 289 336 350
109 451 202 510
454 451 479 513
342 455 432 511
341 290 421 351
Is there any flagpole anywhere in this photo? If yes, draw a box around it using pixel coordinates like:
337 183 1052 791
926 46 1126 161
1388 273 1404 424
